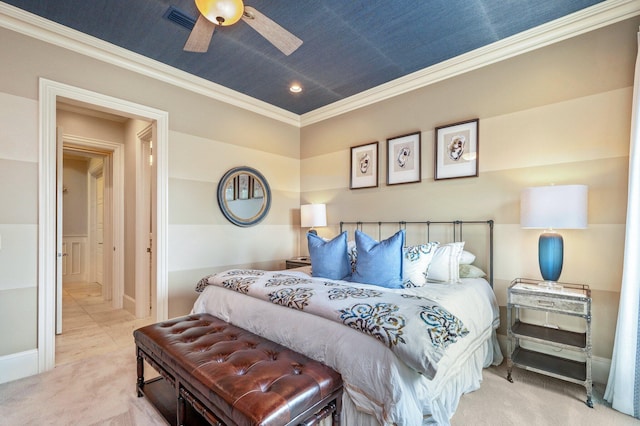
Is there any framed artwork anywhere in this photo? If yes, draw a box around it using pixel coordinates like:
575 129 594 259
387 131 421 185
237 173 250 199
251 178 264 199
434 119 479 180
224 178 235 201
350 142 378 189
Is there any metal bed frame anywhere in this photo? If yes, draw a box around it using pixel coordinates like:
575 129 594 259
339 220 494 288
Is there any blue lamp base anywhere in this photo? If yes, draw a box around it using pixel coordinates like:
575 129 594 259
538 232 563 285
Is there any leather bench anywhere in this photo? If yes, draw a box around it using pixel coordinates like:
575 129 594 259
134 313 343 426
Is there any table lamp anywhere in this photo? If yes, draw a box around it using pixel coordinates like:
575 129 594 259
301 204 327 235
520 185 588 287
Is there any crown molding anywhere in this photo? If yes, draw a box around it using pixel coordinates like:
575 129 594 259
0 2 301 127
1 1 638 129
300 0 640 127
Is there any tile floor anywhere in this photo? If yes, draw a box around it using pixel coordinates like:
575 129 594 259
55 281 154 366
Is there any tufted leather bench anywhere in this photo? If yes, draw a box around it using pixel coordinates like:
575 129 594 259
134 313 343 426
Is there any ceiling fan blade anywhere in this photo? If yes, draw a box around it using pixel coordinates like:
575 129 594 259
242 6 302 56
184 14 215 52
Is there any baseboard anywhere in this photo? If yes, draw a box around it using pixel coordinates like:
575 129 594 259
0 349 38 384
123 294 136 316
592 355 611 385
496 333 611 385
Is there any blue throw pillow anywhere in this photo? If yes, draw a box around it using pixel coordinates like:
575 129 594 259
351 229 405 288
307 231 351 280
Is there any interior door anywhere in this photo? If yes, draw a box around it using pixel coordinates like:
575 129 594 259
56 127 64 335
135 126 154 318
142 139 152 317
149 124 158 319
96 171 104 285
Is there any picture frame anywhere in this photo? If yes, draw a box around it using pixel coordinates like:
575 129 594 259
434 119 479 180
251 178 264 199
387 131 421 185
224 178 235 201
350 141 379 189
237 173 250 199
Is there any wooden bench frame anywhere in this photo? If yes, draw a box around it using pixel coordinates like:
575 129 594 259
135 317 343 426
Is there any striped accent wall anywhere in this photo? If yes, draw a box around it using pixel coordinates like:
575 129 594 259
299 19 638 363
165 130 302 316
0 92 38 357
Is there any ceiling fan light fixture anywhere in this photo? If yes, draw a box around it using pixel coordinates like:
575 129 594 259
195 0 244 26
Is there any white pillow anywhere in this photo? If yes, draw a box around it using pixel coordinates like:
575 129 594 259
459 264 487 278
427 242 465 283
459 250 476 265
403 242 440 287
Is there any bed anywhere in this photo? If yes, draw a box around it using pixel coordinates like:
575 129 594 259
191 220 502 425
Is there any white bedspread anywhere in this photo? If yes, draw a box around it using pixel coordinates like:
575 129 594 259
191 269 502 425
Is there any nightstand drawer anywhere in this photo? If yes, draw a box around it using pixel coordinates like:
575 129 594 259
285 258 311 269
510 292 588 315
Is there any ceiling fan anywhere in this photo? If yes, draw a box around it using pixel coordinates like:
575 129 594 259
184 0 303 55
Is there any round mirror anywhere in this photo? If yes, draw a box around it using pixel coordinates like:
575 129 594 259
217 166 271 227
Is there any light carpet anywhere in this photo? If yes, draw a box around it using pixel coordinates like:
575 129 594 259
0 345 638 425
0 346 164 425
452 362 638 425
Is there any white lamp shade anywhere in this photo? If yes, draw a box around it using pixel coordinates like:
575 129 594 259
521 185 588 229
301 204 327 228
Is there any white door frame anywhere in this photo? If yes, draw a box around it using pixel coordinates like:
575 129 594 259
38 78 169 372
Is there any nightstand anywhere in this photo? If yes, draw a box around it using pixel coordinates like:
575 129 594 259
285 257 311 269
506 278 593 408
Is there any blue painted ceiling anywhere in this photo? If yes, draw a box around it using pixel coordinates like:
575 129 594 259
4 0 605 115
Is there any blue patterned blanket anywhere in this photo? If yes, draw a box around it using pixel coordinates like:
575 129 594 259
196 269 469 378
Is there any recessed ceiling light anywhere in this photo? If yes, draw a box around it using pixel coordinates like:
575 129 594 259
289 84 302 93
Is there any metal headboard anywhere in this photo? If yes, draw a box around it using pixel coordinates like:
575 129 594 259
339 220 494 288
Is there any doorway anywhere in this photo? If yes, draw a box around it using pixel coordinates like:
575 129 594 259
57 147 122 365
39 78 169 373
56 133 122 337
56 124 156 365
60 149 107 294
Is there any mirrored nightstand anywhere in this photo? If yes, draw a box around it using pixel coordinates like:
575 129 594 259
506 278 593 408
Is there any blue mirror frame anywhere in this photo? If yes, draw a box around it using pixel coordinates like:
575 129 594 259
217 166 272 227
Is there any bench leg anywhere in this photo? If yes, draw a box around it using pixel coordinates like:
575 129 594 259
332 394 342 426
136 348 144 397
177 391 186 426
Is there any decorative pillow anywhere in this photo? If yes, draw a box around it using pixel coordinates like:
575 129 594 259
307 231 351 280
427 242 465 283
402 242 440 288
459 264 487 278
351 230 405 289
459 250 476 265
